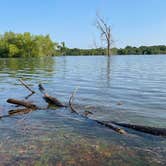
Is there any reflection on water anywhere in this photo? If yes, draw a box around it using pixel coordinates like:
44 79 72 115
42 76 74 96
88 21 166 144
0 57 55 81
0 56 166 165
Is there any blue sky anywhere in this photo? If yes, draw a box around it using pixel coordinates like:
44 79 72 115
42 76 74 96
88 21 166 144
0 0 165 48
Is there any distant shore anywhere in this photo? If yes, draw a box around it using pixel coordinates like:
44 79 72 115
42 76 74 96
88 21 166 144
0 32 166 58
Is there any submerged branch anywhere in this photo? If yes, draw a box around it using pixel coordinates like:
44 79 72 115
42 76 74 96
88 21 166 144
8 108 33 116
19 79 35 94
69 87 79 113
68 88 126 134
25 93 35 100
38 84 65 107
96 121 127 134
112 122 166 136
4 79 166 137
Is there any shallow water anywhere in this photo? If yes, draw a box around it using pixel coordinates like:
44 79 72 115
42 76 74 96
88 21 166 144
0 55 166 165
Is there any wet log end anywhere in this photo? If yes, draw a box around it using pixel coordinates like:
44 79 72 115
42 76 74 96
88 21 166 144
7 98 38 109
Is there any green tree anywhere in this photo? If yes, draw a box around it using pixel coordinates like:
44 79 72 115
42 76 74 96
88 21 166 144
9 44 19 57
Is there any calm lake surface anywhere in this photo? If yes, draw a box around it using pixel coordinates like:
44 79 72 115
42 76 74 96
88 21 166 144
0 55 166 165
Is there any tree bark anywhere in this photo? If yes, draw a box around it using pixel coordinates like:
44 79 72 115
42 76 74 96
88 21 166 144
107 42 110 56
7 98 37 109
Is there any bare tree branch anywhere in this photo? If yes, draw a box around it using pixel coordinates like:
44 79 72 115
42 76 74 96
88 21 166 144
96 14 112 56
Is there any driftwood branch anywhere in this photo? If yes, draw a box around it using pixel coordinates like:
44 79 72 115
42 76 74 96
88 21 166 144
0 109 32 119
8 108 33 116
7 98 38 109
68 88 126 134
19 79 35 94
96 121 127 134
112 122 166 136
69 87 79 113
4 79 166 137
38 84 65 107
25 93 34 100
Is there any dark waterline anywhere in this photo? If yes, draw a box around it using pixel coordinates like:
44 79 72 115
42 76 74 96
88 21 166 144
0 55 166 165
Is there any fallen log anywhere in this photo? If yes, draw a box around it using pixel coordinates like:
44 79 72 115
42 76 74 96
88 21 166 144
69 88 126 134
112 122 166 136
19 79 35 94
7 98 38 109
7 80 165 137
96 121 127 134
38 84 65 107
9 108 33 115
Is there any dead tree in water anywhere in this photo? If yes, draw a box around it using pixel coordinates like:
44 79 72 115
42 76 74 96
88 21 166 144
96 14 113 56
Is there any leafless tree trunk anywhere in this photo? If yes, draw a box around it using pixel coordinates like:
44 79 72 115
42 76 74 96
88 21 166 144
96 14 112 56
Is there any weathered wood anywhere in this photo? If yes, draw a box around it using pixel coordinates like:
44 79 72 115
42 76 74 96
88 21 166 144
7 98 37 109
7 80 165 137
69 87 80 113
68 88 126 134
43 94 65 107
9 108 32 115
38 83 45 94
19 79 35 94
69 91 77 113
38 84 65 107
96 121 127 134
112 122 166 136
25 93 34 100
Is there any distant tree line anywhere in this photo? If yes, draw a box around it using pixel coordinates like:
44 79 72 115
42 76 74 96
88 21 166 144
116 45 166 55
65 46 166 55
0 32 166 57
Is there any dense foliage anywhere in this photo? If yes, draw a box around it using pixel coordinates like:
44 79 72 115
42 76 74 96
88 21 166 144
65 46 166 55
0 32 57 57
65 48 106 55
0 32 166 57
116 45 166 55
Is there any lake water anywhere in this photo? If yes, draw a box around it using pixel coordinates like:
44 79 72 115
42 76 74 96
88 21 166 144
0 55 166 165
